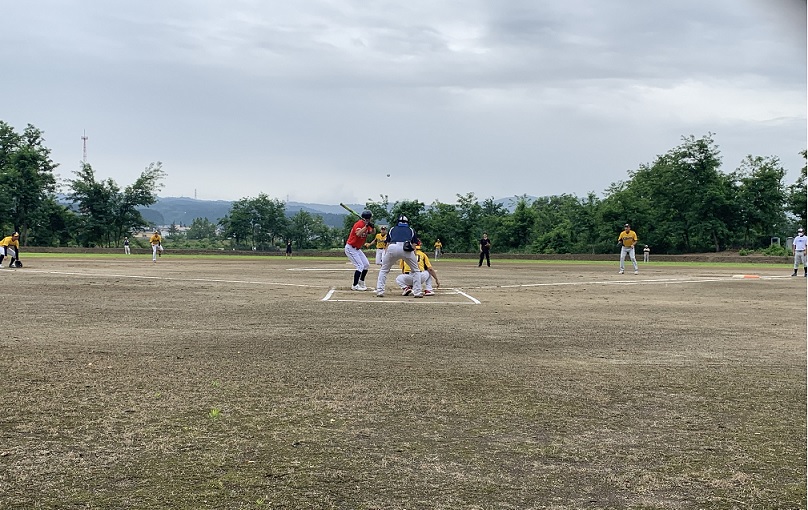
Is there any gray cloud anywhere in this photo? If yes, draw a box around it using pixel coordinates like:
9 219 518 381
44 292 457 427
1 0 804 204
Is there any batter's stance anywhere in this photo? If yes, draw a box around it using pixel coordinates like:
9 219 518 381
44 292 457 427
345 210 375 290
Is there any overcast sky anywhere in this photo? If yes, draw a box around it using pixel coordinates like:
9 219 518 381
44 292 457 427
2 0 805 205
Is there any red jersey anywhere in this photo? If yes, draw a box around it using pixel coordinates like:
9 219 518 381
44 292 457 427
346 219 372 249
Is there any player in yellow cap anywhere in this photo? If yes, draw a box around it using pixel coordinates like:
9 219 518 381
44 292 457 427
396 240 439 296
0 232 21 268
149 230 164 263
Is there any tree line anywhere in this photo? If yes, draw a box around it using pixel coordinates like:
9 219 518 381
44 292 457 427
1 121 805 254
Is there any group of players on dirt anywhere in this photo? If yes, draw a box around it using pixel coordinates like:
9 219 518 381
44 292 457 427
344 212 808 297
2 218 806 281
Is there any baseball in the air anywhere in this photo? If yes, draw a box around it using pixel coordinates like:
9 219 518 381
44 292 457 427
386 174 390 177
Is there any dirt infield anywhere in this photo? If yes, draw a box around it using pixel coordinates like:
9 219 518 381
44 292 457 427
1 256 805 509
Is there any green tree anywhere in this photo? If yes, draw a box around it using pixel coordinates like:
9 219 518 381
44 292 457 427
220 194 288 250
732 155 788 248
455 192 483 252
389 199 426 232
420 200 462 253
498 196 536 251
287 210 334 249
0 123 58 244
187 217 218 240
67 162 165 247
786 150 807 227
604 134 732 253
365 195 392 226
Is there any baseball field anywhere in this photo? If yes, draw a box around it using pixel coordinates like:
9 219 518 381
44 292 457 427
1 254 805 509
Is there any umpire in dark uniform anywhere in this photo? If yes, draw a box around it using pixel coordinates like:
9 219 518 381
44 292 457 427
375 215 423 298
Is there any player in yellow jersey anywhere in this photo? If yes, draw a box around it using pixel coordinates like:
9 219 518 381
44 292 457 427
433 238 442 259
0 232 21 268
365 226 387 265
149 231 164 263
617 223 639 274
396 240 439 296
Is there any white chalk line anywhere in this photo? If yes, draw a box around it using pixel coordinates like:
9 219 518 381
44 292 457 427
474 275 791 290
322 287 480 305
20 269 317 288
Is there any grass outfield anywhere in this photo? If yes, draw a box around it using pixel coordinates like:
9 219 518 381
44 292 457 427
19 251 794 269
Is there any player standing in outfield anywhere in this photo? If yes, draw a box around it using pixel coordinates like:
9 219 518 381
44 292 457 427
365 226 387 265
618 223 639 275
344 210 376 290
643 244 650 262
375 215 422 298
396 240 439 296
149 230 163 263
285 240 292 258
124 236 131 255
0 232 21 268
433 238 443 259
478 232 492 267
792 228 807 277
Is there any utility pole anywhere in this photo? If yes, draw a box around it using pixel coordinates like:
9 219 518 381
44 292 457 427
81 130 88 164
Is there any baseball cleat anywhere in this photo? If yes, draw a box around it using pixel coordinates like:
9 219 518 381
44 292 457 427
351 285 365 291
375 291 384 298
634 270 638 275
423 290 435 296
618 270 624 274
402 287 412 296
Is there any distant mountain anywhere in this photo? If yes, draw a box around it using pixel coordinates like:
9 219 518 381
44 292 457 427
136 197 360 228
127 196 535 228
138 197 234 227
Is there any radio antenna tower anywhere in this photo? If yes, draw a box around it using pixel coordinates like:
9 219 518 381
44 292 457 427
81 130 88 163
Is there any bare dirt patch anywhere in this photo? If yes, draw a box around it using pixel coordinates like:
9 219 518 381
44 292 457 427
1 256 805 509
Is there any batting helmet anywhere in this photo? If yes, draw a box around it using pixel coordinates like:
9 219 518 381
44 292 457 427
361 210 373 220
397 215 409 224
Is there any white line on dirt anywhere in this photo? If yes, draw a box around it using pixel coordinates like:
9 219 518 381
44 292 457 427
453 289 482 304
486 276 786 290
288 268 354 271
24 270 316 288
325 298 476 304
321 287 480 304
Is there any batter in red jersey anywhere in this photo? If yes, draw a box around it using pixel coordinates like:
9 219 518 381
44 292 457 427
344 210 376 290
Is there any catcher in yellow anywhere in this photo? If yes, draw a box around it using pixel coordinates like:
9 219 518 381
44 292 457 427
0 232 21 268
396 240 439 296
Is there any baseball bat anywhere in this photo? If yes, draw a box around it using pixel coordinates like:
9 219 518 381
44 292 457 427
339 202 360 217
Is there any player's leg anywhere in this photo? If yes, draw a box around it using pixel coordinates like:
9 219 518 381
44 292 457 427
619 247 626 273
630 248 638 272
402 251 422 296
376 245 401 297
358 251 371 289
345 246 365 289
421 271 433 293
